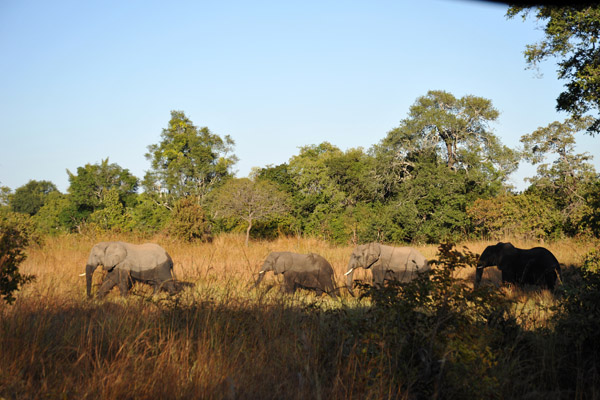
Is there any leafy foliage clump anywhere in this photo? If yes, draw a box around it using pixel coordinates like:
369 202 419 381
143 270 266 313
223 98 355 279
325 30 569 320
166 197 212 242
551 250 600 394
0 212 36 304
325 243 521 399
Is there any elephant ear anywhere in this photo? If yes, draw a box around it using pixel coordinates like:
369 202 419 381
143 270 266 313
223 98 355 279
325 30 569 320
496 243 515 269
272 254 286 274
365 243 381 266
103 242 127 270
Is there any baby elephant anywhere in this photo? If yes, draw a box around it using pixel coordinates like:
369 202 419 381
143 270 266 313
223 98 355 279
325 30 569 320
253 252 338 298
84 241 189 298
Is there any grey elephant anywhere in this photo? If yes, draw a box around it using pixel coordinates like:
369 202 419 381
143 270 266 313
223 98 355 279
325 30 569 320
253 252 338 298
85 241 189 298
345 242 430 296
474 242 561 290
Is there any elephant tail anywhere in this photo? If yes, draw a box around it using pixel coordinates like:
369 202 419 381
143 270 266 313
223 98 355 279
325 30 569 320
555 263 564 286
167 254 177 280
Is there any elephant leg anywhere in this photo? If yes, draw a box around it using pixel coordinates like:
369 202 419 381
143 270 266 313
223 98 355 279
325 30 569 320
372 269 385 287
97 270 120 298
283 275 296 293
160 280 178 295
544 268 557 290
116 270 133 296
320 277 337 299
501 270 517 285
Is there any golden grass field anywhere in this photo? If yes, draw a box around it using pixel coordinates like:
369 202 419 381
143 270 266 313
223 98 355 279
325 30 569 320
1 234 597 399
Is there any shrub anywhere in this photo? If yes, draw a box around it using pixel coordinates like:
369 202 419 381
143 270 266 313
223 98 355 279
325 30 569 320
0 212 36 304
166 197 212 241
325 243 520 399
551 249 600 394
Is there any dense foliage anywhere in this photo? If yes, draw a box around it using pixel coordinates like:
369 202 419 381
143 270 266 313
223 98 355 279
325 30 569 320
3 95 599 244
0 212 35 304
508 5 600 134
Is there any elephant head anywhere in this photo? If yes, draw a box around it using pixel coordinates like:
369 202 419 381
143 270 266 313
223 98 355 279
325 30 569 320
253 252 286 288
344 243 381 296
474 242 514 289
85 241 127 298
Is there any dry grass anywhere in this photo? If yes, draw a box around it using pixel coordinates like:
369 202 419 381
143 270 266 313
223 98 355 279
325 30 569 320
1 234 596 399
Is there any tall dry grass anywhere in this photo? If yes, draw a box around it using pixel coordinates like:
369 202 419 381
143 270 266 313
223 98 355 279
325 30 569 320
1 234 597 399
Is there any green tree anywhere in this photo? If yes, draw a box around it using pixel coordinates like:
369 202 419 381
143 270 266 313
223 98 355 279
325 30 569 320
32 191 70 234
371 91 519 242
468 193 560 240
10 180 58 216
64 158 138 231
521 117 597 234
88 188 132 232
0 186 12 208
144 111 237 206
508 5 600 134
128 193 171 235
384 90 515 173
211 178 289 246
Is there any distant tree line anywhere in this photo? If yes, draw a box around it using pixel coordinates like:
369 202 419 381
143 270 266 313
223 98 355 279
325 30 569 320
2 90 598 244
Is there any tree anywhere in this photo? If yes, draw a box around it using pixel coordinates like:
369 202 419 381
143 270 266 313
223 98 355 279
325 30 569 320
65 158 138 231
10 180 58 216
507 6 600 134
467 193 560 240
32 191 70 234
0 186 12 208
384 91 512 172
88 188 132 232
211 178 289 246
144 111 237 206
521 117 597 234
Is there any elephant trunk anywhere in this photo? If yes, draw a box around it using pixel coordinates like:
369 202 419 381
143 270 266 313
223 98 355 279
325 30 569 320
474 266 484 289
252 270 266 289
86 263 98 298
345 267 355 296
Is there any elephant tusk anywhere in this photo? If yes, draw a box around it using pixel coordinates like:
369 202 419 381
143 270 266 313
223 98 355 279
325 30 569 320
258 271 265 274
344 268 354 276
79 273 86 277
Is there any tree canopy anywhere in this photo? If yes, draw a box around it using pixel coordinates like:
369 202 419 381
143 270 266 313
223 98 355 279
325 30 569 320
10 180 58 216
211 178 290 246
508 5 600 134
144 111 237 205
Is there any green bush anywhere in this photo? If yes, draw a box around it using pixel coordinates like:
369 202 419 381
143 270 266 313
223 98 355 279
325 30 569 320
0 212 36 304
551 249 600 394
324 243 521 399
166 197 212 241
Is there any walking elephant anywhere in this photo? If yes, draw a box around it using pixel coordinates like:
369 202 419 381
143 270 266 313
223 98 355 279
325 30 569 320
474 242 561 290
252 252 338 298
84 241 189 298
345 242 430 296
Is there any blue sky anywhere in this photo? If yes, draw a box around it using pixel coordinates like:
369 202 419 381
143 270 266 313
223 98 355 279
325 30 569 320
1 0 598 193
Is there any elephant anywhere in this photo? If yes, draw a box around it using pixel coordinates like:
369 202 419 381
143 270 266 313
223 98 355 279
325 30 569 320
345 242 430 296
84 241 188 298
474 242 561 290
252 252 338 298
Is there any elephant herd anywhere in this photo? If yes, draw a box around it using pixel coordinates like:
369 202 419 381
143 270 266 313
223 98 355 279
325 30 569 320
83 241 563 299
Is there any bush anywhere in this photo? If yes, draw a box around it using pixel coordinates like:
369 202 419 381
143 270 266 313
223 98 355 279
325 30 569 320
166 197 212 241
324 243 521 399
551 249 600 394
0 212 36 304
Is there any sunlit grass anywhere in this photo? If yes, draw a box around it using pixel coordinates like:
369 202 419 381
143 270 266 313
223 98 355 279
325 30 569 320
2 234 597 398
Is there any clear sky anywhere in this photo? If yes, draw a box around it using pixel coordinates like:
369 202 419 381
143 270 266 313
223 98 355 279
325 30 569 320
1 0 598 193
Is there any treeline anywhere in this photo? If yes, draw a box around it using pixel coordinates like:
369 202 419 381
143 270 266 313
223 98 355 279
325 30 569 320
2 90 599 244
